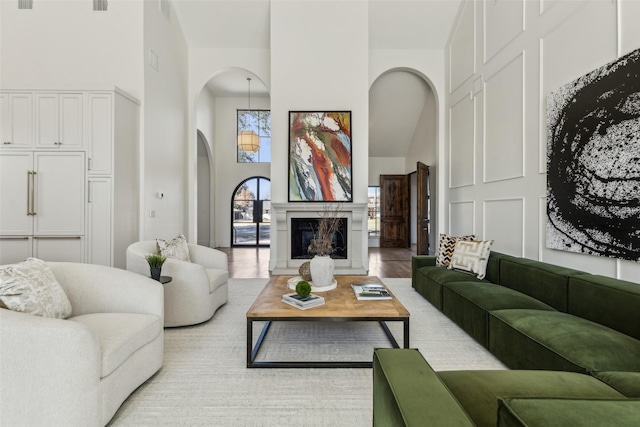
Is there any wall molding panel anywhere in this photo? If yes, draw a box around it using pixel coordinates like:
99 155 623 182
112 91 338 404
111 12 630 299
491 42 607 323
449 94 475 189
483 0 525 64
449 0 476 93
483 197 524 256
449 200 475 236
483 51 525 183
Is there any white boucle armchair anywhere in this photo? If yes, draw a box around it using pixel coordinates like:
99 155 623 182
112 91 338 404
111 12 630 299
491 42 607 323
126 241 229 327
0 262 164 427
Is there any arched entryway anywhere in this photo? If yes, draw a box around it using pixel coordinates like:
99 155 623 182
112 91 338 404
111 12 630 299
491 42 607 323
231 176 271 247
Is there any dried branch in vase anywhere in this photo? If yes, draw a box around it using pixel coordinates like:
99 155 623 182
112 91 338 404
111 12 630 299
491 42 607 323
308 203 344 256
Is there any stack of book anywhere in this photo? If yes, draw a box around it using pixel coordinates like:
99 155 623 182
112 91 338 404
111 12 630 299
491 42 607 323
351 283 392 300
281 293 325 310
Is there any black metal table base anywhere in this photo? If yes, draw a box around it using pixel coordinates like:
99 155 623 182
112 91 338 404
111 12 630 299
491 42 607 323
247 317 409 368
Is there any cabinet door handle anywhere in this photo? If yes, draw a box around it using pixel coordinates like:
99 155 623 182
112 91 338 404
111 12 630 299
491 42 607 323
88 157 92 170
88 181 92 203
33 236 81 240
26 171 31 215
3 141 11 145
31 171 36 216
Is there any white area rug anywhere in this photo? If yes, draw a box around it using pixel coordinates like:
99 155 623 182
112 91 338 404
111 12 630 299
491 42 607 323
108 278 506 426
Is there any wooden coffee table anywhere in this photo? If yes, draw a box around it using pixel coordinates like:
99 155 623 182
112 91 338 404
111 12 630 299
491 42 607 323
246 275 410 368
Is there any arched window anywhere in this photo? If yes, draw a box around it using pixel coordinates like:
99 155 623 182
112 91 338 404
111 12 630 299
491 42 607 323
231 176 271 247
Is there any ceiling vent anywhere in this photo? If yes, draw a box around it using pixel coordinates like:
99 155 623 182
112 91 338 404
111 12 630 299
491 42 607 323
159 0 170 22
18 0 33 10
93 0 107 12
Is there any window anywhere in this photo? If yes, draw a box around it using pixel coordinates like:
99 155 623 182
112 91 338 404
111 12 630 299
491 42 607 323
237 109 271 163
232 177 271 246
368 186 380 237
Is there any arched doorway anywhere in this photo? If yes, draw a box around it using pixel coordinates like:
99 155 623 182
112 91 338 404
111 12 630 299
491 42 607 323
231 176 271 247
197 130 212 246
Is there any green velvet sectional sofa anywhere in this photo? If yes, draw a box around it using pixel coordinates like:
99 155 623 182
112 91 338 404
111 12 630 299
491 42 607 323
372 252 640 426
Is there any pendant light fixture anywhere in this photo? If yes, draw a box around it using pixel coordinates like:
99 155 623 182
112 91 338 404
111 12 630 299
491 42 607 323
237 77 260 153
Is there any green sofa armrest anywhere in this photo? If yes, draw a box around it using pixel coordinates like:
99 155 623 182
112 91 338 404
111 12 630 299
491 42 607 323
411 256 437 289
497 397 640 427
373 348 474 427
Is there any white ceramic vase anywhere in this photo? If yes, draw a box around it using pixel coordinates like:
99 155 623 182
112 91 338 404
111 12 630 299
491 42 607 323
310 255 335 288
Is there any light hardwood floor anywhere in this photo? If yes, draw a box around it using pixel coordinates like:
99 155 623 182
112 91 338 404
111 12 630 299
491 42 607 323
217 246 417 278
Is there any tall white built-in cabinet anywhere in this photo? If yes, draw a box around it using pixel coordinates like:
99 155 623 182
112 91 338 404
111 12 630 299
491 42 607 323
0 88 140 268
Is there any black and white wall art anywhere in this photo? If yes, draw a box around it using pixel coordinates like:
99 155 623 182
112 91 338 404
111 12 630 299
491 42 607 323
547 48 640 262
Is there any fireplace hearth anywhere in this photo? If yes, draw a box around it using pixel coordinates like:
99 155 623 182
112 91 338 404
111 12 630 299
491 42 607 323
290 218 347 259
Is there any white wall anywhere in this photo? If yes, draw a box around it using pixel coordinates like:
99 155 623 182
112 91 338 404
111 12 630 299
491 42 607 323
445 0 640 281
142 0 189 240
0 0 142 98
269 1 369 270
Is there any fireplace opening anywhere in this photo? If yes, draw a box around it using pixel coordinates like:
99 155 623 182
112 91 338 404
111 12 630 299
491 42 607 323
290 217 347 259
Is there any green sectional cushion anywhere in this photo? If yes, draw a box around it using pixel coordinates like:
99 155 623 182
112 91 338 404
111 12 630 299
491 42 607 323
438 370 624 427
489 309 640 373
568 275 640 341
592 371 640 398
499 258 585 311
411 256 436 289
497 397 640 427
414 266 485 310
373 348 474 427
483 251 516 285
442 281 555 348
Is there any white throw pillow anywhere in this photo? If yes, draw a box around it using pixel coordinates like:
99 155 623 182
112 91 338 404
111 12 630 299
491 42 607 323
157 233 191 262
435 233 476 267
0 258 72 318
448 240 493 280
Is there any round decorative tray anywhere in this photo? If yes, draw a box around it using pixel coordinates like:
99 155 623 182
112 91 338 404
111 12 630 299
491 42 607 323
287 276 337 292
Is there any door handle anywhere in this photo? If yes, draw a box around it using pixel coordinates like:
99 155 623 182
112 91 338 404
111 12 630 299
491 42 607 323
26 171 31 215
31 171 37 216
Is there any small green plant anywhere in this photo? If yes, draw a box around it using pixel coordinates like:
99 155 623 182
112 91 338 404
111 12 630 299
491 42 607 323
145 253 167 269
295 280 312 298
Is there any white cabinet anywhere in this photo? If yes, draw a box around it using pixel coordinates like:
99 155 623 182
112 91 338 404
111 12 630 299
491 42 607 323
0 88 138 268
35 93 83 149
0 92 33 148
33 152 86 235
87 93 113 175
0 236 32 265
87 177 112 266
0 151 85 264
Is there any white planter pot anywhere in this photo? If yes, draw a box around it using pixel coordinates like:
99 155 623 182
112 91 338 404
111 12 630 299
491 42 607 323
310 255 335 288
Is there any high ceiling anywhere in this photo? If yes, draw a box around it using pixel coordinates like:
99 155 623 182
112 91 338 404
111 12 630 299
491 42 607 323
175 0 462 158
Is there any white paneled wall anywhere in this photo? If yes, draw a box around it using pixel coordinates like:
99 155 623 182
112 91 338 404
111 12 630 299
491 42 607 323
449 201 475 236
484 198 524 257
449 95 475 188
483 52 525 183
445 0 640 281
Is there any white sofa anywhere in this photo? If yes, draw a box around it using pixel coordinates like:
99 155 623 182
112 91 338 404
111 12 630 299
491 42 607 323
126 241 229 327
0 262 164 427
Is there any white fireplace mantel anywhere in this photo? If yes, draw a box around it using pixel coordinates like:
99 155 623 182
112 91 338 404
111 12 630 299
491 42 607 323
270 202 368 275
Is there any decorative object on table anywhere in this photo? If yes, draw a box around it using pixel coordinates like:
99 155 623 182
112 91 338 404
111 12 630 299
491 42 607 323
295 280 312 297
288 111 352 202
281 292 325 310
156 233 191 262
308 204 343 288
298 261 312 281
351 283 392 300
145 253 167 281
546 47 640 262
287 276 337 292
